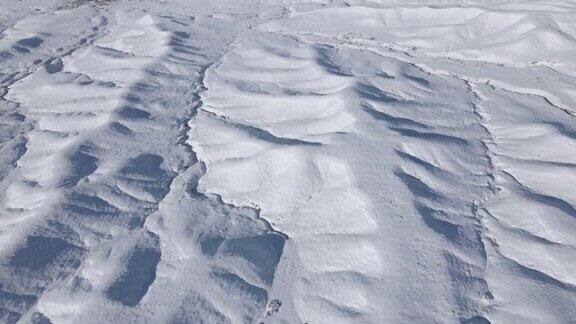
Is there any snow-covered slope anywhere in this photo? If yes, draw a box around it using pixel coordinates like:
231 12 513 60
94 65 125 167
1 0 575 323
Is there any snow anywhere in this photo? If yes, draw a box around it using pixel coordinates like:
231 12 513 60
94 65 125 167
0 0 575 323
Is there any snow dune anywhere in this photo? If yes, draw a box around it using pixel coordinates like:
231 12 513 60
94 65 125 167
0 0 575 323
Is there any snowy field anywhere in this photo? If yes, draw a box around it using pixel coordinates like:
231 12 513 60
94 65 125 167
1 0 576 323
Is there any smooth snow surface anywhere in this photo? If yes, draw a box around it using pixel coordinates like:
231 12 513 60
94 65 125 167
1 0 576 323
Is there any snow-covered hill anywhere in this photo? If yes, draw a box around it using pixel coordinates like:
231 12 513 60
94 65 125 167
1 0 575 323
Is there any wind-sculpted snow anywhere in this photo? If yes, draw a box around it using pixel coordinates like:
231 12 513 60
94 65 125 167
1 0 576 323
192 2 576 323
1 2 286 322
189 34 382 323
